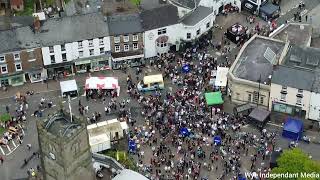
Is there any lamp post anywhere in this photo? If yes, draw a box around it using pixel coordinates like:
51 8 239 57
257 74 261 107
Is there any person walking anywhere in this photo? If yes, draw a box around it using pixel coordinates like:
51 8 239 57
305 15 308 22
0 156 3 164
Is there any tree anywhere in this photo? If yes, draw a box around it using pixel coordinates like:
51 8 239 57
130 0 141 6
272 148 320 180
0 113 11 122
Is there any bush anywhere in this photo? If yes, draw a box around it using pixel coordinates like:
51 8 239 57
0 113 11 122
103 150 138 171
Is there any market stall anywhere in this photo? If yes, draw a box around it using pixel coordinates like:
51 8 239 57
226 23 247 44
85 77 120 96
215 67 229 93
205 91 224 117
60 80 78 97
247 107 271 129
282 118 303 140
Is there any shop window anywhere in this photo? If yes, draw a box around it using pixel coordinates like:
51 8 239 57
1 79 9 86
49 46 54 53
124 44 129 52
158 28 167 35
206 22 210 28
78 41 83 49
89 49 94 56
123 36 129 42
1 65 8 74
99 38 104 45
114 37 120 44
50 55 55 63
247 93 252 102
133 43 138 50
115 45 120 52
133 35 138 41
100 47 104 54
79 51 83 57
14 53 20 60
62 53 67 61
61 44 65 51
0 55 4 62
196 29 201 35
88 39 93 47
15 63 22 71
187 33 191 39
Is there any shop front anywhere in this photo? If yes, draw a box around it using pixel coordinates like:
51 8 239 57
26 67 47 83
45 62 74 80
272 102 306 118
112 51 144 70
74 55 112 73
0 71 26 87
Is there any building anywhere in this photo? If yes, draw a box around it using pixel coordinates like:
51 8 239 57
10 0 23 11
228 35 288 107
107 14 144 69
269 66 314 119
38 13 111 78
0 25 45 87
37 110 95 180
269 23 313 47
141 5 181 58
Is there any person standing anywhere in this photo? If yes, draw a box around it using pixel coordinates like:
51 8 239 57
305 15 308 22
0 156 3 164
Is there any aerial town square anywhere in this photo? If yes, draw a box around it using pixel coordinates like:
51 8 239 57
1 0 320 179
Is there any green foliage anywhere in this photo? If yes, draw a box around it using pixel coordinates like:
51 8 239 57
0 113 11 122
0 127 5 135
103 150 138 171
272 148 320 180
15 0 34 16
130 0 141 6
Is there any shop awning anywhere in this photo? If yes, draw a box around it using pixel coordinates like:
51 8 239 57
248 107 270 123
60 79 78 95
215 67 229 87
44 61 73 69
85 76 120 96
205 91 224 106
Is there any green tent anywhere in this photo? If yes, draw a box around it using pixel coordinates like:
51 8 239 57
205 91 224 106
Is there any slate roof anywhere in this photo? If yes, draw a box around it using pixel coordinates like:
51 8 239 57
140 5 179 31
232 36 286 84
0 16 34 31
38 12 109 47
170 0 201 9
271 66 315 91
0 26 41 53
107 14 142 35
182 6 212 26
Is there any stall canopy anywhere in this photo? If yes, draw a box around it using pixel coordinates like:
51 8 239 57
143 74 163 85
205 91 224 106
60 80 78 96
85 77 120 96
282 118 303 140
215 67 229 87
248 107 271 125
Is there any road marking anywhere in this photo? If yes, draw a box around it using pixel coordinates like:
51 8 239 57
62 101 66 103
6 145 11 152
0 147 5 155
12 141 16 148
267 122 283 127
71 97 77 100
52 104 56 107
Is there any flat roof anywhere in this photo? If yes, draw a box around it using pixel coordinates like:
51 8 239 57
143 74 163 84
60 79 78 94
232 36 286 85
270 23 312 46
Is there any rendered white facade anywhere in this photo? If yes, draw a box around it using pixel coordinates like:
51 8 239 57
308 92 320 121
42 37 111 66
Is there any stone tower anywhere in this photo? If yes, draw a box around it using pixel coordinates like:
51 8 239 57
37 110 95 180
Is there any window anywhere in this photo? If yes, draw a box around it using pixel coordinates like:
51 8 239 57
157 42 167 47
260 97 264 105
100 47 104 54
187 33 191 39
99 38 104 45
15 63 22 71
158 28 167 35
281 86 287 93
133 43 138 50
88 39 93 47
214 10 217 15
298 89 303 94
124 44 129 51
50 55 55 63
14 53 20 60
62 53 67 61
123 36 129 42
196 29 201 35
247 94 252 102
280 93 286 101
89 49 94 56
114 37 120 43
115 45 120 52
78 41 83 49
61 44 65 51
1 65 8 74
133 35 138 41
253 91 259 104
206 22 210 28
49 46 54 53
296 96 302 105
79 51 83 57
0 56 4 62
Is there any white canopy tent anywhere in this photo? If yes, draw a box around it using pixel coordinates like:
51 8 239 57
85 77 120 96
112 169 149 180
215 67 229 87
60 80 78 97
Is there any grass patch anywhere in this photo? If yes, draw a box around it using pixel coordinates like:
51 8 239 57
102 150 138 171
0 113 11 123
0 127 5 135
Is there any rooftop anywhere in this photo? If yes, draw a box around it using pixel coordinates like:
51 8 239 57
169 0 201 9
101 0 139 15
270 23 312 47
140 0 168 10
282 45 320 70
140 5 179 31
181 6 212 26
271 66 315 91
64 0 103 16
0 16 34 31
0 26 41 53
107 14 142 35
232 36 286 85
38 12 109 46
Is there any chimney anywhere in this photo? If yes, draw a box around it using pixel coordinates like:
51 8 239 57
33 16 41 33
